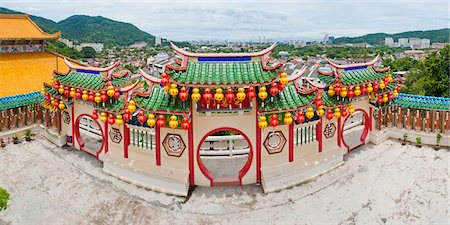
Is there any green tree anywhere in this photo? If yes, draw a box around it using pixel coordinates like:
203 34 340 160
81 47 96 58
0 187 10 211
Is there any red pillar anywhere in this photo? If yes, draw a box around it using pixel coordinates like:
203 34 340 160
288 123 294 162
188 118 194 185
71 105 75 146
316 119 323 152
255 103 262 182
123 124 129 158
155 124 161 166
337 117 341 147
104 122 109 153
369 107 373 131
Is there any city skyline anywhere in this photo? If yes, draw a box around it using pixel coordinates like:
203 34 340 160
0 0 449 41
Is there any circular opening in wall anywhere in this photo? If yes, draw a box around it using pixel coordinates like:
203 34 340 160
76 115 103 155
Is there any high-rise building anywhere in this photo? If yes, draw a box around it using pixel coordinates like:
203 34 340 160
420 39 430 49
155 37 162 46
384 37 394 47
398 38 409 47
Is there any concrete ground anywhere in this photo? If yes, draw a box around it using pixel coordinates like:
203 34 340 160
0 135 447 225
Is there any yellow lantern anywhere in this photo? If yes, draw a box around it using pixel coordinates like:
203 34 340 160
58 85 64 94
115 115 124 125
387 74 393 82
354 86 361 96
367 83 373 93
327 85 335 96
100 112 107 122
41 89 46 96
279 72 289 85
383 93 388 103
379 80 385 89
49 77 55 85
258 86 268 100
94 93 102 103
393 90 399 97
164 84 170 92
69 88 76 98
305 107 315 119
169 84 179 97
127 100 136 112
258 115 268 129
340 87 347 98
191 88 201 101
107 85 115 97
333 108 341 119
348 105 355 115
58 101 65 110
169 115 178 128
147 114 156 127
214 88 224 102
82 91 88 101
236 87 246 102
283 112 293 125
316 106 325 117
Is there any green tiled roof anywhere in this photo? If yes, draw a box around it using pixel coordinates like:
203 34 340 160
169 61 279 85
104 97 126 113
394 94 450 111
0 91 43 111
260 84 315 112
43 85 59 97
55 71 128 90
134 85 190 113
321 92 347 107
317 68 387 86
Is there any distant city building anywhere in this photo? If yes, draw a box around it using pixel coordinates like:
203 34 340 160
431 42 448 49
129 41 148 49
398 38 409 47
384 37 394 47
278 51 289 57
76 43 104 52
155 37 162 46
420 39 430 49
409 38 421 49
59 38 74 48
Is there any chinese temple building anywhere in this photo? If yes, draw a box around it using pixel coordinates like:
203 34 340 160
0 14 83 131
38 42 450 197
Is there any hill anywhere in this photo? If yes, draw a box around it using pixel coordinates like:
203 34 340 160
0 7 155 47
334 28 449 45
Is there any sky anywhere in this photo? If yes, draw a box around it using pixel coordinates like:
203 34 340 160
0 0 449 41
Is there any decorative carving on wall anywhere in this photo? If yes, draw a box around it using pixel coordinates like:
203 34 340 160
163 134 186 157
109 128 122 143
263 131 286 154
323 123 336 139
62 111 70 124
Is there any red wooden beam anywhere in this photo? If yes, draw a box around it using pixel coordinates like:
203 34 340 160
155 124 161 166
288 123 294 162
123 124 129 158
316 119 323 152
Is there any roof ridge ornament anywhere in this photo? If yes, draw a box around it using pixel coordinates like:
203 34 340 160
325 55 381 69
170 42 277 58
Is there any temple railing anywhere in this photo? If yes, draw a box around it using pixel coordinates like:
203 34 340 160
294 120 318 146
200 135 250 156
0 105 48 132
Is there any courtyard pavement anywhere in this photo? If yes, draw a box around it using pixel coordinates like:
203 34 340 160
0 135 448 225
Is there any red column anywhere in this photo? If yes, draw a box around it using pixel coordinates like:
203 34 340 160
103 122 109 154
337 117 341 147
188 118 194 185
316 119 323 152
255 103 261 182
123 124 129 158
70 105 75 146
288 123 294 162
369 107 373 131
155 124 161 166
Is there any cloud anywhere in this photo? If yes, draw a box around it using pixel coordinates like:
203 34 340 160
0 0 448 41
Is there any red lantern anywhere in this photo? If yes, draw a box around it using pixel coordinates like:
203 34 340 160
326 109 333 120
396 85 401 92
179 87 189 101
377 95 383 105
161 73 169 79
123 110 131 122
278 83 285 91
157 115 166 127
108 114 115 125
361 84 367 95
373 82 379 92
44 94 50 101
138 111 146 124
160 78 169 87
341 107 348 117
269 83 279 96
384 78 388 86
226 88 235 104
296 111 305 123
88 92 95 102
388 92 393 101
114 88 120 99
101 91 108 102
64 87 70 97
53 99 59 108
202 88 213 104
348 87 354 98
247 87 256 99
270 114 278 127
53 82 59 90
92 109 98 120
181 117 190 129
75 89 82 99
334 83 341 94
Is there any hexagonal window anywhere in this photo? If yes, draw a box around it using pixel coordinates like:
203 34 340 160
264 131 286 154
324 123 336 139
163 134 186 157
